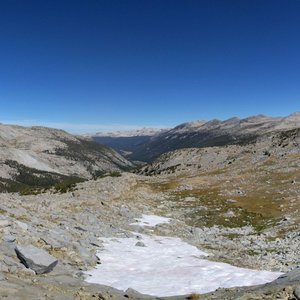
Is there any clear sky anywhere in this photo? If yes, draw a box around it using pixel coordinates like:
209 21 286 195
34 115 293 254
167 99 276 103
0 0 299 133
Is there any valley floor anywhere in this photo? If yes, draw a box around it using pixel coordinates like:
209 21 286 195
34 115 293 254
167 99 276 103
0 171 300 299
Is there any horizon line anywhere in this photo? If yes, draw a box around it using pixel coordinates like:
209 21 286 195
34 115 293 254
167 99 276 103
0 120 170 134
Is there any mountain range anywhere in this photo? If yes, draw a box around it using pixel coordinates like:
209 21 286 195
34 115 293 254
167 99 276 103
93 112 300 162
2 113 299 193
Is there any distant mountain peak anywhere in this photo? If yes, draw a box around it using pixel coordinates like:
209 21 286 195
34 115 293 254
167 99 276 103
285 111 300 120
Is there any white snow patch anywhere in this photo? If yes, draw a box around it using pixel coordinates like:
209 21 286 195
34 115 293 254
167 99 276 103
85 234 282 297
130 214 170 227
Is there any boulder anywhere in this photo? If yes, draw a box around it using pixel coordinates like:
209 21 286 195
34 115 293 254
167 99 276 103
124 288 156 299
15 245 58 274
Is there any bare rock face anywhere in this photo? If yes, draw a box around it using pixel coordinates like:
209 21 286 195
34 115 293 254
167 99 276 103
15 245 58 274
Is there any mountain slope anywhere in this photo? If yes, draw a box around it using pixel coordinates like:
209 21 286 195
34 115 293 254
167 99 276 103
0 124 133 192
138 126 300 176
95 113 300 162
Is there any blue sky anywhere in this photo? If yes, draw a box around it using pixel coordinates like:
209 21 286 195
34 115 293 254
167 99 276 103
0 0 299 133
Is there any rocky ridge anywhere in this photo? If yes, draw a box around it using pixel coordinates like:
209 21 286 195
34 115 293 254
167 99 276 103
94 112 300 162
138 125 300 176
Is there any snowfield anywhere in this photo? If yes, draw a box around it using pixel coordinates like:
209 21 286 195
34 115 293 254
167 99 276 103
130 214 171 227
85 215 282 297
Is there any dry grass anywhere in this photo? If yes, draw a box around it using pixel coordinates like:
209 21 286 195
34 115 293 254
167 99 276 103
141 153 300 231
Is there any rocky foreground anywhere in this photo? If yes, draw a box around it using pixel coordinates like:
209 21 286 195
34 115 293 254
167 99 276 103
0 173 300 299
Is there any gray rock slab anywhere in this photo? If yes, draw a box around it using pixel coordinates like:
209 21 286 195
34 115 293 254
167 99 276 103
73 243 99 266
0 219 11 227
0 263 9 273
15 245 58 274
88 236 103 248
3 235 16 243
40 228 72 248
14 220 28 231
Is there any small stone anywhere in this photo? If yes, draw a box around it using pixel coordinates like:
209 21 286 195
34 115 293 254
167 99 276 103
125 288 152 299
135 241 146 247
226 199 237 203
223 210 236 218
74 226 87 232
3 235 16 243
88 237 102 248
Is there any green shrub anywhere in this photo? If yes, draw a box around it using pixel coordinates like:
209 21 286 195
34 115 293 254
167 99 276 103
109 171 122 177
2 160 86 195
